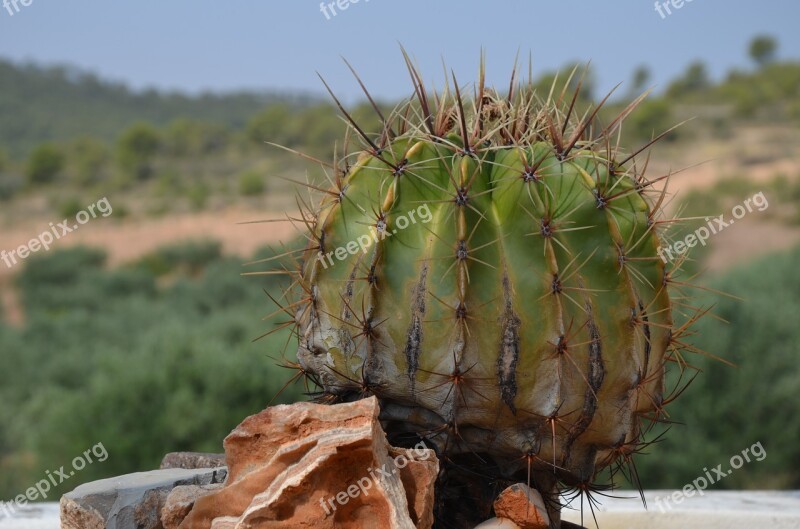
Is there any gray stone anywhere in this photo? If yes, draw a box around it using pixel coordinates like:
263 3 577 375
160 452 225 470
60 467 227 529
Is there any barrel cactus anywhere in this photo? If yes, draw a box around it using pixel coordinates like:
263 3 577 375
267 56 701 527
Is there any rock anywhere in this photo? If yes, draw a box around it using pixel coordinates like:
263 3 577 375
388 446 438 529
161 452 226 470
162 484 224 529
493 483 550 529
209 517 239 529
60 467 227 529
474 518 522 528
178 397 439 529
135 489 171 529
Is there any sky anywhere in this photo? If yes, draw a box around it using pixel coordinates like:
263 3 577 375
0 0 798 102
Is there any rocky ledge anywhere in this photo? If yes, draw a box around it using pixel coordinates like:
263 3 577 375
60 397 444 529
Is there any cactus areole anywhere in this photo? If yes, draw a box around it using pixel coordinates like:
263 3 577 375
275 57 695 522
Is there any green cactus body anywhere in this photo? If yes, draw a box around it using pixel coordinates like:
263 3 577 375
283 63 685 517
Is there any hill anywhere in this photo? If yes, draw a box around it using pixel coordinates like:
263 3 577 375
0 59 319 156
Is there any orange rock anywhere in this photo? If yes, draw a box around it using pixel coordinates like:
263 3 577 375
162 484 223 529
493 484 550 529
389 445 438 529
177 397 438 529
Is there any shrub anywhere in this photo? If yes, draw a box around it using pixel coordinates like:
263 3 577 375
68 137 110 185
624 98 675 143
57 196 85 219
0 172 22 201
26 143 65 184
0 245 303 499
133 240 223 277
165 118 230 156
187 182 210 211
246 105 292 145
17 246 107 288
635 244 800 489
238 170 265 196
116 123 160 181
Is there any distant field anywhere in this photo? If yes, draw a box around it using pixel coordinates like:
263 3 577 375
2 124 797 281
0 205 299 277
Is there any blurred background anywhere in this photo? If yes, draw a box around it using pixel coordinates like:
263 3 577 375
0 0 799 501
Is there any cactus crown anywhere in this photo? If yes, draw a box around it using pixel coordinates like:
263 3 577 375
262 54 708 526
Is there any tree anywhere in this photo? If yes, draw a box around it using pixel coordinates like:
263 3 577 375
26 144 64 184
116 123 160 181
625 99 675 143
164 118 229 156
632 65 651 94
0 148 20 201
69 137 109 184
246 106 293 146
533 63 596 103
684 61 710 91
238 170 265 197
667 61 711 98
749 35 778 68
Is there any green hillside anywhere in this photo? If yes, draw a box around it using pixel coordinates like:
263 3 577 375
0 59 318 157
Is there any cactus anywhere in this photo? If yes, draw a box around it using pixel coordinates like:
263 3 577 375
266 56 703 527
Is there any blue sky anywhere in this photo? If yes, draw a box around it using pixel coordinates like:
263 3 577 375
0 0 798 102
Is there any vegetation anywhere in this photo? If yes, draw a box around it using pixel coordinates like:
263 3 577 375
749 35 778 67
26 143 64 185
0 245 304 499
115 123 161 181
637 244 800 489
0 59 315 157
237 170 266 197
1 33 800 505
0 36 796 212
